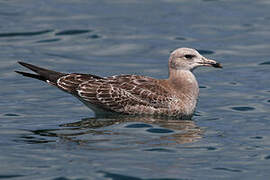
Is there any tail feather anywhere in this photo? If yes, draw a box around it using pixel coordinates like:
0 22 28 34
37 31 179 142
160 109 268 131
16 61 67 84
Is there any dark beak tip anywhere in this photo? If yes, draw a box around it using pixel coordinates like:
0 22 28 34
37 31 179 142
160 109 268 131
213 63 222 68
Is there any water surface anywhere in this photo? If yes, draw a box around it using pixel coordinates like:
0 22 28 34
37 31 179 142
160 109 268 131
1 0 270 179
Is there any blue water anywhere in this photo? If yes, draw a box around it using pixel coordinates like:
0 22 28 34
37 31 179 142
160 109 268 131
1 0 270 179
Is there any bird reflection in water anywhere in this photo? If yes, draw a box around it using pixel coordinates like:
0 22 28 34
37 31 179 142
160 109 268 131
21 116 202 148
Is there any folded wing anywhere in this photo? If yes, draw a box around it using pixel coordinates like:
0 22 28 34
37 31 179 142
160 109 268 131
62 74 173 113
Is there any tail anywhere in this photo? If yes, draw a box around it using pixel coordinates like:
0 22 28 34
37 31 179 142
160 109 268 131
15 61 67 85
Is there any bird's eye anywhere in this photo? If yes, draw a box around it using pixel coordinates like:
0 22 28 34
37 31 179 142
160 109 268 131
184 54 195 59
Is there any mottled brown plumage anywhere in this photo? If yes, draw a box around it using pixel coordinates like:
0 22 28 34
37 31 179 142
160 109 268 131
16 48 222 119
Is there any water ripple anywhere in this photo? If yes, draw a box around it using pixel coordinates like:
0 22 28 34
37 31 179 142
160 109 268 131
0 175 25 179
125 123 152 128
3 113 19 117
250 136 263 139
174 36 187 41
99 171 184 180
259 61 270 65
146 128 174 134
231 106 255 111
213 167 242 173
55 29 92 36
36 38 61 43
144 148 175 153
0 30 53 37
87 34 102 39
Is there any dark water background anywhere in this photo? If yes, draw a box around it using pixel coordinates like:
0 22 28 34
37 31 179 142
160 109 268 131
1 0 270 179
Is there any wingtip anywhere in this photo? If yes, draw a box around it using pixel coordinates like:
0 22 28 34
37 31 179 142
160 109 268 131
17 61 28 66
14 70 21 75
15 70 28 76
16 61 44 73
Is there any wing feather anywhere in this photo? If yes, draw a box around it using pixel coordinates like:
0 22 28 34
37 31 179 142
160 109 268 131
57 73 103 93
76 75 173 113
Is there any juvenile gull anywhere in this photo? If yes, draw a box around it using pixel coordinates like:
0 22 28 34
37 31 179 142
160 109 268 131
16 48 222 119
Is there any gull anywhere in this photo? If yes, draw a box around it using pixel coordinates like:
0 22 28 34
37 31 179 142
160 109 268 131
16 48 222 119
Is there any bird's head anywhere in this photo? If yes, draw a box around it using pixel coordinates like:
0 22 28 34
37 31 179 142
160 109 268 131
169 48 222 71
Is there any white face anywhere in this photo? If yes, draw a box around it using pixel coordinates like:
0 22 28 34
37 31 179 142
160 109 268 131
169 48 222 71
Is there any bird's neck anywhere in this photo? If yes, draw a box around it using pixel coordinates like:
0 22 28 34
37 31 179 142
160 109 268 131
168 69 199 101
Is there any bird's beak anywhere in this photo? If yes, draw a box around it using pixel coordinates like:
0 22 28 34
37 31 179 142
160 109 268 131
199 57 222 68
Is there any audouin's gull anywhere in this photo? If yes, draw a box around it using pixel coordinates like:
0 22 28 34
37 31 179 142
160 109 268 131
16 48 222 119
